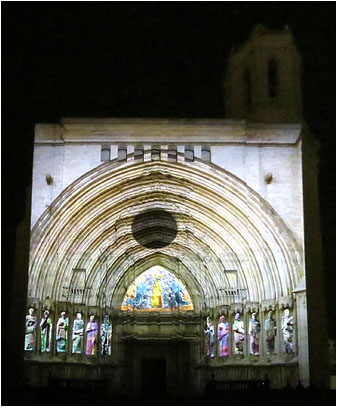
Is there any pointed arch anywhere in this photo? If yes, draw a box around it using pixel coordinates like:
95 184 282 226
29 158 303 309
120 265 193 312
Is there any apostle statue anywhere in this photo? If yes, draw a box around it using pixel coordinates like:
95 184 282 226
85 315 98 355
204 316 215 358
232 312 245 354
264 311 277 354
248 312 260 355
72 312 84 353
24 308 37 351
281 309 294 353
101 314 112 356
217 315 229 357
56 311 69 352
40 309 52 352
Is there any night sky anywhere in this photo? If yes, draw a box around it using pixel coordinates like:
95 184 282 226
2 3 335 337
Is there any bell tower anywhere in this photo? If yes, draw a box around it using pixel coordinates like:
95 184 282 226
225 24 302 123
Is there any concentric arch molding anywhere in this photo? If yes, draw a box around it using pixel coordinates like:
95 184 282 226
28 159 304 310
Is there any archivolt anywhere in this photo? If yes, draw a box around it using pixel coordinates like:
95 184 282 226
28 158 303 309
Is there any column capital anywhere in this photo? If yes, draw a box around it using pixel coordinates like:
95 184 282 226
260 299 277 311
278 296 293 310
245 302 259 313
230 303 243 314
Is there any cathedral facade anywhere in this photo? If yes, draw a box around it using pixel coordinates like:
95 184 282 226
23 26 328 396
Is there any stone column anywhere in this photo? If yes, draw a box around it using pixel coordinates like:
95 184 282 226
293 278 310 387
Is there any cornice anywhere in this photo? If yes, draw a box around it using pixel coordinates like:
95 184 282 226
35 118 302 145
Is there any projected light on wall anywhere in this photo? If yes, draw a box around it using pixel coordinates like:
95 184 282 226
121 266 193 311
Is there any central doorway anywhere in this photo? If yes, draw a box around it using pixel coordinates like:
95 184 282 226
141 358 167 396
124 339 191 398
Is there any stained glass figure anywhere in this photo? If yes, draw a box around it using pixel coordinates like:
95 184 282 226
101 314 112 356
24 308 37 351
85 315 98 355
248 312 260 355
281 309 294 353
232 312 245 354
121 266 193 311
217 315 229 356
264 311 277 354
56 311 68 352
40 309 52 352
72 313 84 353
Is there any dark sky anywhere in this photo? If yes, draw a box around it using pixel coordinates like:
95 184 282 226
2 3 335 336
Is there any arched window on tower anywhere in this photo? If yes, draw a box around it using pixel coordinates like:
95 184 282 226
268 59 278 98
243 69 251 108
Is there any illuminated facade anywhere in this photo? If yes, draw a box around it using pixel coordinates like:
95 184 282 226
24 26 328 395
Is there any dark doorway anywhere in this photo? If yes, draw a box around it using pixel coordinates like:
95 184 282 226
141 358 167 397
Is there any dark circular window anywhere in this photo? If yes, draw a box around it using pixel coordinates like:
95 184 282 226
132 209 177 249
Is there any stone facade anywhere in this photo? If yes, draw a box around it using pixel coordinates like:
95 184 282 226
24 26 328 394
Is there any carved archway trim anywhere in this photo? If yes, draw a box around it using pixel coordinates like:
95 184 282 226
29 159 303 306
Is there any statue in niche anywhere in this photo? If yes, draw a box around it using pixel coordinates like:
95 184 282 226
24 308 37 351
217 315 229 357
232 312 245 354
264 311 277 354
248 312 261 355
281 309 294 353
86 315 98 355
56 311 69 352
204 316 215 358
101 314 112 356
72 312 84 353
40 309 52 352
